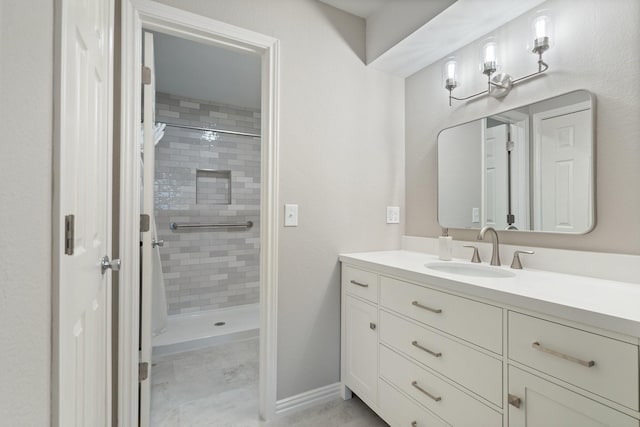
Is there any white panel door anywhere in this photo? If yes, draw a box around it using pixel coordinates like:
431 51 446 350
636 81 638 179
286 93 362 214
484 124 508 229
538 109 591 232
139 31 156 427
57 0 114 425
508 366 637 427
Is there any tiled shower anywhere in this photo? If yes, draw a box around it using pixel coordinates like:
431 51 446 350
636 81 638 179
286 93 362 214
154 92 261 316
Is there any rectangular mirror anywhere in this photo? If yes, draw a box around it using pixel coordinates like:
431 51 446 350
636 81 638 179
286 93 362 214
437 90 595 233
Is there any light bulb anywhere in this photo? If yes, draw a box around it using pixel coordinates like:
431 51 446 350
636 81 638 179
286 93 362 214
447 61 456 79
484 43 496 63
535 17 546 39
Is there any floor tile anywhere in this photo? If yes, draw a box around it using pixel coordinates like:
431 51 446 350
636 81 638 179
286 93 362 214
151 337 388 426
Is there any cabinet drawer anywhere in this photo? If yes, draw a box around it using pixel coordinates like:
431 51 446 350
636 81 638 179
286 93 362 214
509 366 639 427
380 310 503 407
380 345 502 427
508 311 639 410
379 379 450 427
343 265 378 303
380 276 503 354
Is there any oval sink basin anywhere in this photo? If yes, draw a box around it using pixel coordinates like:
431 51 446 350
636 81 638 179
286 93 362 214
425 262 515 278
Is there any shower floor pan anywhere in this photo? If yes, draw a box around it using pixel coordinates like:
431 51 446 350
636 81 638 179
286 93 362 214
152 303 259 358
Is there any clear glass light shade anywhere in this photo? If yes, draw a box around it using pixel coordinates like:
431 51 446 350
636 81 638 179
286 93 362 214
479 39 498 75
442 57 458 89
528 10 553 52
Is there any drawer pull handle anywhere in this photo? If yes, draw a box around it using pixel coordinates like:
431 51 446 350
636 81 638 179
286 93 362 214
411 380 442 402
531 342 595 368
411 422 417 427
411 300 442 314
508 393 522 408
370 322 376 330
350 280 369 288
411 340 442 358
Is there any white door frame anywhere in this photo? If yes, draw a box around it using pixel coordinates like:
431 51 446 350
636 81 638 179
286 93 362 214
118 0 280 423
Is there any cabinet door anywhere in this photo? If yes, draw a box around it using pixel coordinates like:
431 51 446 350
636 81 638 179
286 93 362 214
344 296 378 404
508 366 638 427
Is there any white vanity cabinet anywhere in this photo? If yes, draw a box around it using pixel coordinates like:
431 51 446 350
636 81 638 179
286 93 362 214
340 258 640 427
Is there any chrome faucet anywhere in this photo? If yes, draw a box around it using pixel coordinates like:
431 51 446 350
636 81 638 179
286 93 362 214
477 226 501 266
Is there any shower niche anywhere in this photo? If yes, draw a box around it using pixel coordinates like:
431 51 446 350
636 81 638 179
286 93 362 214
196 169 232 205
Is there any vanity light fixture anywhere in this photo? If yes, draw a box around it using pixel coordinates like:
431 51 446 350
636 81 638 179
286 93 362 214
445 10 552 106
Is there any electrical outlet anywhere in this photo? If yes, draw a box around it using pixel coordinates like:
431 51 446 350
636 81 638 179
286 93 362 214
386 206 400 224
472 207 480 223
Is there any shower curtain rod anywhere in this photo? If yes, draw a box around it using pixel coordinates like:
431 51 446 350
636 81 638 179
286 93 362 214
163 122 261 139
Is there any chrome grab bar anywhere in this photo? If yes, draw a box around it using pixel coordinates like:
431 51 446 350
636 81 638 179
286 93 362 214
350 280 369 288
411 300 442 314
411 341 442 358
411 381 442 402
531 341 595 368
170 221 253 231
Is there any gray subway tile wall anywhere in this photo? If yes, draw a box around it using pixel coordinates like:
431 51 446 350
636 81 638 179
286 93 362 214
154 92 261 315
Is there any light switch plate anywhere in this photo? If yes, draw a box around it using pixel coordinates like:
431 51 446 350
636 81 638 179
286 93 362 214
284 204 298 227
386 206 400 224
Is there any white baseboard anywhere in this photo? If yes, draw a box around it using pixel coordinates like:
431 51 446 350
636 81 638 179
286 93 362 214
275 382 342 417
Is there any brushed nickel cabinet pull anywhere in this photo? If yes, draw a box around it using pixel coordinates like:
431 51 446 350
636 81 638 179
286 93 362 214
411 340 442 357
411 300 442 314
350 280 368 288
411 380 442 402
531 342 595 368
508 393 522 408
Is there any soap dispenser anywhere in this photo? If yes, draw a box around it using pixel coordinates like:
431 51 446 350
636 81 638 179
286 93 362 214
439 228 453 261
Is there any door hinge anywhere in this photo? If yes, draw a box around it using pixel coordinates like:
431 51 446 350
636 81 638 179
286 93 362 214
139 362 149 382
142 66 152 85
64 214 75 255
140 214 150 232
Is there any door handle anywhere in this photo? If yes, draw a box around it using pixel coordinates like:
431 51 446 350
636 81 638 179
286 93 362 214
152 239 164 248
508 393 522 408
101 255 121 274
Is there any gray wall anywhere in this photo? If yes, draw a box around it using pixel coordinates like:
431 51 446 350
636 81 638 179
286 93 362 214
406 0 640 254
155 0 406 400
0 0 52 424
154 92 261 314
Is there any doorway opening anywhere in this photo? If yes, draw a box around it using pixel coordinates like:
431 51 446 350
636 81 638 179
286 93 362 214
118 2 280 424
142 30 263 425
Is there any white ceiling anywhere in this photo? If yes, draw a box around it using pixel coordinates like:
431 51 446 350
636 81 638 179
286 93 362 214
318 0 391 18
152 31 261 109
319 0 547 77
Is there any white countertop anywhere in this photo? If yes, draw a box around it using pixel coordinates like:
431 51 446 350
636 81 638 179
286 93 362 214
339 250 640 339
